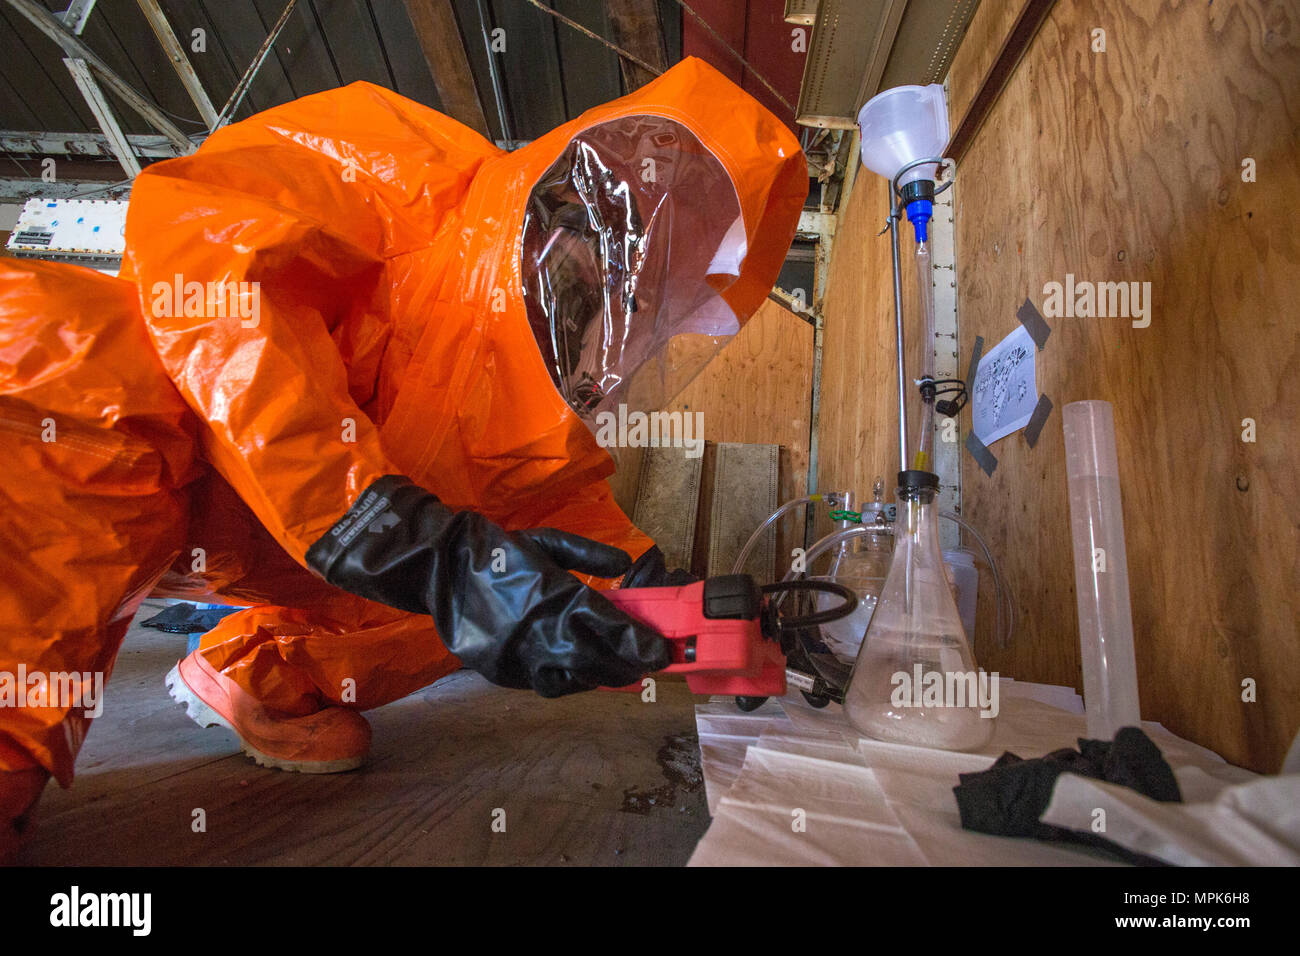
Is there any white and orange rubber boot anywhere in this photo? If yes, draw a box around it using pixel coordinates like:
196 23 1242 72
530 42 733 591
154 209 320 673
166 650 371 773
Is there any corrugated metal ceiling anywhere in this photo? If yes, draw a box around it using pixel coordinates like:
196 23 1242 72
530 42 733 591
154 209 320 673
0 1 682 145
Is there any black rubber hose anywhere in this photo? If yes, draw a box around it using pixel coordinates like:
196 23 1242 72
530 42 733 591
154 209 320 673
759 579 858 629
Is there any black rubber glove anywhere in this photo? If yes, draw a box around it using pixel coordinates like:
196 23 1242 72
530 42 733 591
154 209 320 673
306 476 670 697
622 545 700 588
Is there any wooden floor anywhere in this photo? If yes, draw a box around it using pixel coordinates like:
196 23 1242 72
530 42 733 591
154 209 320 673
19 609 711 866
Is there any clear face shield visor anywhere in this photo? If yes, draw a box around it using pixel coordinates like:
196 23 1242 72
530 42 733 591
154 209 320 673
521 115 746 429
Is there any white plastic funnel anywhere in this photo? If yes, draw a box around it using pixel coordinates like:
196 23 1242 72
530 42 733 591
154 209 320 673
857 84 949 187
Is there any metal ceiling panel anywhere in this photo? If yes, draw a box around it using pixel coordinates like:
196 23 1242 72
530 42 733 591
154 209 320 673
878 0 980 90
794 0 981 129
783 0 816 26
1 0 675 163
795 0 905 129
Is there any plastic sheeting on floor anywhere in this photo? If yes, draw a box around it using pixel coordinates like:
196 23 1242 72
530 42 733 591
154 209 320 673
689 680 1267 866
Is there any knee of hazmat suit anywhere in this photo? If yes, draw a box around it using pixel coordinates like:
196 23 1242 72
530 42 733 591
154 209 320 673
0 259 197 786
119 57 804 689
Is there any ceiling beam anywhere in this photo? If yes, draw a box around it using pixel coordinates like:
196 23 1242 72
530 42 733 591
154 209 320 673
3 0 193 152
136 0 219 129
214 0 298 129
0 130 185 159
403 0 491 138
59 0 97 35
607 0 669 92
62 57 141 177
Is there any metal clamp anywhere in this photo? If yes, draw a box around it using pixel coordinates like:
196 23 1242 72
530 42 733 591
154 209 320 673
890 156 957 215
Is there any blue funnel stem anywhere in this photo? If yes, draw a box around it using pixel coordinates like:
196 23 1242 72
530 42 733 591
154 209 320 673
906 198 933 243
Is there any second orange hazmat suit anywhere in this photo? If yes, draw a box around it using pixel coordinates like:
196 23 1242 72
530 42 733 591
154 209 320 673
0 57 805 795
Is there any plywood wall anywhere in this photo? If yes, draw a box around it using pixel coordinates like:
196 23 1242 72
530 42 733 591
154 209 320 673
955 0 1300 772
816 173 921 506
668 299 814 491
814 137 966 570
611 298 815 563
909 0 1298 772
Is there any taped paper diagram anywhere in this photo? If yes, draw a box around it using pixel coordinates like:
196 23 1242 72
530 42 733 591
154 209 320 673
971 325 1038 446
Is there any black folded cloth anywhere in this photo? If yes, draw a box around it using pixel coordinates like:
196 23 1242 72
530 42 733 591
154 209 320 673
953 726 1181 865
139 602 241 635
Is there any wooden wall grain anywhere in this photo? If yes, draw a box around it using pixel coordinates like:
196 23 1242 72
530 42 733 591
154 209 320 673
610 299 815 564
951 0 1300 772
815 160 928 535
815 0 1300 771
668 299 814 492
945 0 1030 130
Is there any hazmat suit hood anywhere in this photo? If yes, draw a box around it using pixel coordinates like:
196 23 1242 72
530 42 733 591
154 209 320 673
121 56 805 563
520 113 754 420
377 56 808 520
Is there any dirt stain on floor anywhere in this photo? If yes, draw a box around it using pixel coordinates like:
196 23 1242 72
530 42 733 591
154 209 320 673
620 731 705 815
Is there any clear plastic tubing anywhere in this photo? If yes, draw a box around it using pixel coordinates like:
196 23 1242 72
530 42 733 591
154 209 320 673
783 525 878 582
773 525 880 612
777 519 1013 651
941 510 1014 650
1063 400 1141 739
733 500 1015 649
731 495 819 576
913 238 936 471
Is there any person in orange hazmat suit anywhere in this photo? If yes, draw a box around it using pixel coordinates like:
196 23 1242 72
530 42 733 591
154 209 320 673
0 56 806 860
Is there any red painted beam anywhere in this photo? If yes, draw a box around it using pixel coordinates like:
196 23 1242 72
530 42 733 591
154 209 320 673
682 0 804 130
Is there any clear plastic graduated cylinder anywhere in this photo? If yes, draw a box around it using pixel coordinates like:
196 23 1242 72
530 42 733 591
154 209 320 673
844 473 995 751
1063 400 1141 739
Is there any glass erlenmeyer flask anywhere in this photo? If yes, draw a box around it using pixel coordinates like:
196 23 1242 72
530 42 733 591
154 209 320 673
844 471 995 751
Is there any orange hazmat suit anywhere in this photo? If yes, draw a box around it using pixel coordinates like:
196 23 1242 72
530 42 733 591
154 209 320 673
0 57 805 791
